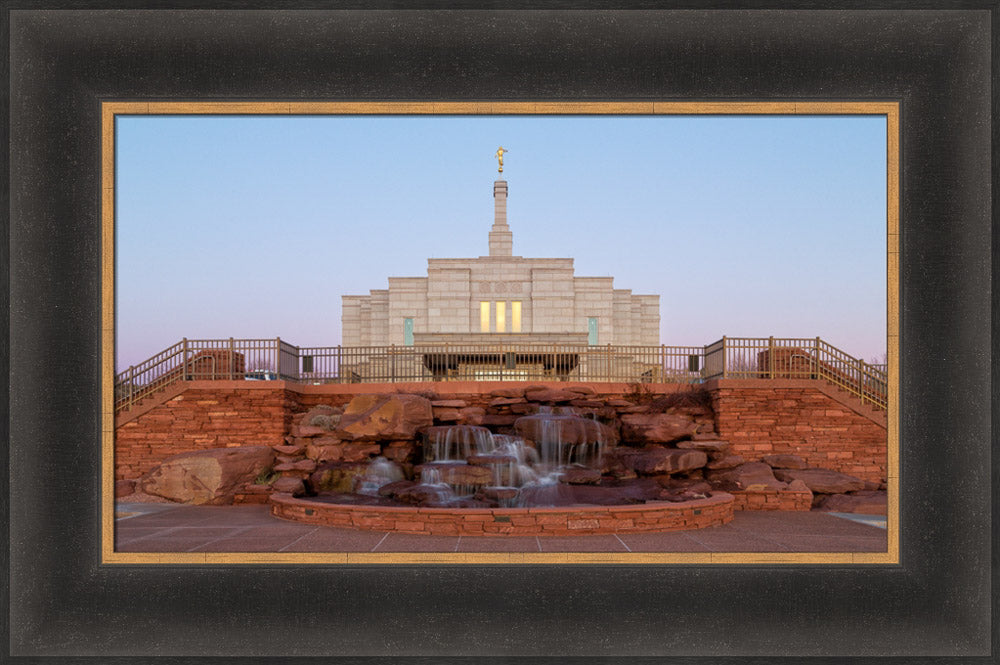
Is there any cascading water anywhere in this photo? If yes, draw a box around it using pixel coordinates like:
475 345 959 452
406 408 611 507
518 406 608 472
423 425 495 462
355 456 404 496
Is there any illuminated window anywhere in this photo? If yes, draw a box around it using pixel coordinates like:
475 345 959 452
480 301 490 332
496 301 506 333
511 301 521 333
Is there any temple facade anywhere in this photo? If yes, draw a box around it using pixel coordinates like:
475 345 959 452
342 176 660 350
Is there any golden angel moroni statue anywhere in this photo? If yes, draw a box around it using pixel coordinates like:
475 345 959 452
495 146 508 173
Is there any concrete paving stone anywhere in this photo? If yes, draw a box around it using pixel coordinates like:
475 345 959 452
729 511 885 537
683 527 791 553
160 526 248 537
537 535 628 552
825 512 887 529
116 526 248 550
372 533 461 552
219 524 318 538
616 531 709 553
279 528 389 553
118 536 228 553
113 504 892 554
189 535 315 553
113 527 171 545
763 534 888 553
116 503 187 516
456 536 541 552
175 508 289 527
117 511 222 528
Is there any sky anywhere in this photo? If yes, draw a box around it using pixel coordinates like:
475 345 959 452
115 114 887 371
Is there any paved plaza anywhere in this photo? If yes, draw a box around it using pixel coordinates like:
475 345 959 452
115 503 887 554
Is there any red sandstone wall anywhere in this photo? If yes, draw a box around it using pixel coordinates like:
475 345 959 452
710 383 887 482
115 385 302 480
270 492 734 536
115 379 887 484
728 488 813 511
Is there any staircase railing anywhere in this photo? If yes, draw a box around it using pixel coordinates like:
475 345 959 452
702 336 888 410
115 336 888 413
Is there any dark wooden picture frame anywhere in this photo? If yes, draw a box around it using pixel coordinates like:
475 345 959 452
6 6 994 661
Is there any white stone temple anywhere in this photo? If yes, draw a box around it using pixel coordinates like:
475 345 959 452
342 173 660 351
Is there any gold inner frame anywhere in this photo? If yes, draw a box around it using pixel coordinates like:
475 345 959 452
101 101 900 565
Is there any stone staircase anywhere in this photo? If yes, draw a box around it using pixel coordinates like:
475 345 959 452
115 380 189 427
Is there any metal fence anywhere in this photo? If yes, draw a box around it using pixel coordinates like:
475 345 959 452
115 336 888 413
703 336 888 409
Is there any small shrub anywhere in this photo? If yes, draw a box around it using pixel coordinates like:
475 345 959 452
624 383 656 405
310 414 336 429
255 468 279 485
647 387 713 413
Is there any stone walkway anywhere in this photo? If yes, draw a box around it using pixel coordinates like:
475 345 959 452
115 503 887 553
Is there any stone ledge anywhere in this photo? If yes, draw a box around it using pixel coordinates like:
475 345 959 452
269 492 735 536
728 488 813 511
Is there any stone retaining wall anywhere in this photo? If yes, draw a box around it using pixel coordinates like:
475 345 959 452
270 491 735 536
115 379 887 485
115 385 300 480
709 380 887 481
728 488 813 511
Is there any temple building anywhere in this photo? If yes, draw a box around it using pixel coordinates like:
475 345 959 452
340 154 660 380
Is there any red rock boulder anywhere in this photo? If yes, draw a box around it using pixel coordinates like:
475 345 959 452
309 461 371 493
707 462 786 491
415 462 492 486
335 394 433 441
115 479 137 498
304 439 380 463
676 439 731 452
815 490 887 514
459 406 486 425
432 408 463 422
617 446 708 475
381 440 418 464
274 459 317 474
514 414 619 447
559 467 603 485
762 454 809 469
271 476 306 496
290 424 332 438
773 468 867 494
523 387 588 403
390 483 458 506
620 413 698 444
140 446 276 505
707 455 746 470
659 480 713 502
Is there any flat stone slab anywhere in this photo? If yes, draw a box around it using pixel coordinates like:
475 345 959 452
772 468 867 494
676 439 731 452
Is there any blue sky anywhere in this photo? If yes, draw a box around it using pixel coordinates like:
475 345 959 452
116 114 887 370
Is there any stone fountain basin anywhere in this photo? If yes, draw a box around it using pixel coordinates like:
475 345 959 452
269 491 734 536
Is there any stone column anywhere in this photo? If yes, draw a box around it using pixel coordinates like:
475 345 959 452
489 179 512 257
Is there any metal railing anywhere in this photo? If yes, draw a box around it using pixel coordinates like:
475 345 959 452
703 336 888 409
115 336 888 413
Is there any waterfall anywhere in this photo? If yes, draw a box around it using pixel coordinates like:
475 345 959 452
409 406 610 507
355 457 404 496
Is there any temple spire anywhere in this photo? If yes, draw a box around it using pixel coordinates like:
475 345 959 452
489 176 512 257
